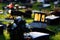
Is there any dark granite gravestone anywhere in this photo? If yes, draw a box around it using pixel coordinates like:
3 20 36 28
31 28 55 35
46 15 60 25
11 10 24 16
0 25 3 35
30 12 47 28
24 9 32 18
11 8 32 18
24 32 50 40
0 22 6 35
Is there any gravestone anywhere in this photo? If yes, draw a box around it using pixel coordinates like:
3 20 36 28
24 32 50 40
0 24 4 35
30 12 47 28
46 15 60 25
0 10 3 14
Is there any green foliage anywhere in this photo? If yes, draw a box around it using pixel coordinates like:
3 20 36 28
0 3 7 10
32 2 41 10
51 33 60 40
47 25 60 33
47 25 60 40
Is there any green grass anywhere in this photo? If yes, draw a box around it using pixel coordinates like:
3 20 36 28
3 30 10 40
0 35 6 40
52 33 60 40
0 3 7 10
47 25 60 40
26 18 33 23
50 32 60 40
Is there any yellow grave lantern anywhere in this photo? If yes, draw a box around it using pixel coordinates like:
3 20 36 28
34 12 46 23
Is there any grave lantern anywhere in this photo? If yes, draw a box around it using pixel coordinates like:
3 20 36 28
34 12 46 23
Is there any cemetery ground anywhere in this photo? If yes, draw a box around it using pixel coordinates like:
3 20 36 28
0 3 60 40
0 12 60 40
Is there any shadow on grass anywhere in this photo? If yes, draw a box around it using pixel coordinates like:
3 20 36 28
0 35 6 40
47 24 60 33
47 24 60 40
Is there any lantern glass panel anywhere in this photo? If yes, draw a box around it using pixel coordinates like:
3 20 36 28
34 13 41 21
41 14 45 22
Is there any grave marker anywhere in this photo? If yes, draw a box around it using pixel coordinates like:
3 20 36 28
30 12 47 28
